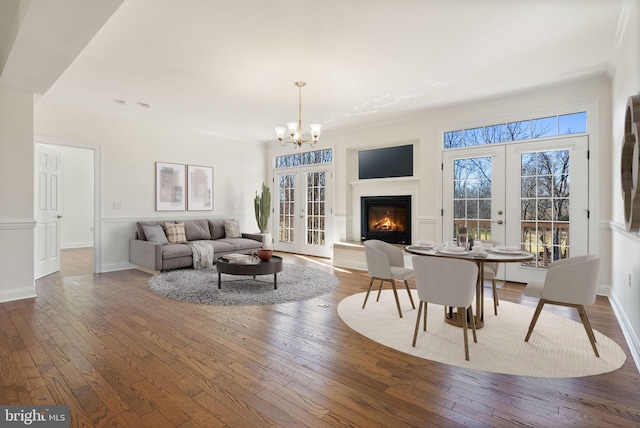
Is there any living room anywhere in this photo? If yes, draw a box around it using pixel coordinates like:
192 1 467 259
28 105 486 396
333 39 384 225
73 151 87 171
1 0 640 425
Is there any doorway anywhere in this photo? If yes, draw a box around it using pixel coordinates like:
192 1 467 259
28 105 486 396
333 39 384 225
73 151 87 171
442 136 589 283
273 164 333 258
35 138 99 278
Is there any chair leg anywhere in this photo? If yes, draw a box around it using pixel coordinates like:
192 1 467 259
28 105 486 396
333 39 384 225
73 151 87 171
467 305 477 343
412 301 424 347
391 281 403 318
492 278 499 315
362 277 376 309
423 301 428 331
577 305 600 357
525 300 546 342
461 307 470 361
403 280 416 309
376 280 384 302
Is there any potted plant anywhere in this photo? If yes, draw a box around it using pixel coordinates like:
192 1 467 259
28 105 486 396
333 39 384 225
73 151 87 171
254 182 272 259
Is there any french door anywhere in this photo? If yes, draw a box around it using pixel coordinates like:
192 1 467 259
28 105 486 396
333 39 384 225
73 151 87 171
443 136 589 283
273 164 332 258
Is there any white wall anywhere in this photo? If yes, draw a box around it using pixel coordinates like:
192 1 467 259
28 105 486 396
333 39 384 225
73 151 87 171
610 0 640 367
0 84 36 301
34 101 266 272
40 144 94 249
277 76 611 269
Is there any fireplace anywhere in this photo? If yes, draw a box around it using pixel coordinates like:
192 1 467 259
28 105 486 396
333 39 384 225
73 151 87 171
361 195 411 244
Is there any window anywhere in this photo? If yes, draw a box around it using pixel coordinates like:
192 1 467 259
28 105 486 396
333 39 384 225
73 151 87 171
276 149 332 168
444 111 587 149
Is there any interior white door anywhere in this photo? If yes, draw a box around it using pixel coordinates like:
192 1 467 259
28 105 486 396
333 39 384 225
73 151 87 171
35 145 62 278
274 165 332 258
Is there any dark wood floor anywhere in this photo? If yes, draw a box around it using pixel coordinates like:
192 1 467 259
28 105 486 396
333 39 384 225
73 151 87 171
1 248 639 427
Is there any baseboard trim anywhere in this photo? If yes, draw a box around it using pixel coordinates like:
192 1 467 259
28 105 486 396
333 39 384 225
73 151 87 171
0 286 37 303
608 292 640 374
61 243 94 250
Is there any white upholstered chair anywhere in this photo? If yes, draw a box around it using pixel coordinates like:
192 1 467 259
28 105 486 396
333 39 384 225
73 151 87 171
481 240 502 315
362 240 416 318
524 254 601 357
411 256 479 361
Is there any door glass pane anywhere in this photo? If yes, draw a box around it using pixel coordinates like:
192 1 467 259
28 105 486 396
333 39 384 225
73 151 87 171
278 174 295 244
519 150 570 268
306 171 326 246
453 157 492 241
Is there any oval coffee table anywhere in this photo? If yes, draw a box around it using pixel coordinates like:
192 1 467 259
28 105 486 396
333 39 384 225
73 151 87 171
216 255 283 289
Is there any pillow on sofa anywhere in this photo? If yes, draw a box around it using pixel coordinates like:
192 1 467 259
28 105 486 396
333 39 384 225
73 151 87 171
165 222 188 244
224 219 241 238
142 224 169 245
184 219 211 241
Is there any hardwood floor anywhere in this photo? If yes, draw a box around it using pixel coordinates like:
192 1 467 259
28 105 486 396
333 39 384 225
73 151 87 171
2 249 639 427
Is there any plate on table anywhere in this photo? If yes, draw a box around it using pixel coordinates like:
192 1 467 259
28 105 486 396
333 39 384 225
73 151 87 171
490 248 528 255
409 245 434 251
438 249 469 256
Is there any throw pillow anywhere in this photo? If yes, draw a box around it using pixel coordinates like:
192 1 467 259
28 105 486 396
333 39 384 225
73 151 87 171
142 224 169 245
183 219 211 241
165 222 188 244
223 219 241 238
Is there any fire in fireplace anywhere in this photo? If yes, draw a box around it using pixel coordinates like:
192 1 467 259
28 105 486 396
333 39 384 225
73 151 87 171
361 195 411 244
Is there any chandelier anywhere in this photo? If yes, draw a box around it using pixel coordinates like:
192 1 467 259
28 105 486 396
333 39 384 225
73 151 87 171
275 81 321 148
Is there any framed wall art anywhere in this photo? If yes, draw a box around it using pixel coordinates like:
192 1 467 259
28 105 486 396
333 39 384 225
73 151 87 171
155 162 186 211
187 165 214 211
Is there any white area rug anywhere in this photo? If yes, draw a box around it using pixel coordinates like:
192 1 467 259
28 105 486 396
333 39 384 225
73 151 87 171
338 290 626 378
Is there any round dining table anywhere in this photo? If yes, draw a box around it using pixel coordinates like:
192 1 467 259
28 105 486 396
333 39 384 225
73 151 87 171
404 245 534 329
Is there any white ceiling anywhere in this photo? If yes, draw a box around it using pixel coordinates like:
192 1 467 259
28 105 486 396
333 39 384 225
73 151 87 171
0 0 628 143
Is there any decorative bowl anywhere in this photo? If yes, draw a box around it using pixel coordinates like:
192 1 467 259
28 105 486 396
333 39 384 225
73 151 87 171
257 249 273 261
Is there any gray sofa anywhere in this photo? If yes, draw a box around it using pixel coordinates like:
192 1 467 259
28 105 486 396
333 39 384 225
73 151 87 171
129 218 265 273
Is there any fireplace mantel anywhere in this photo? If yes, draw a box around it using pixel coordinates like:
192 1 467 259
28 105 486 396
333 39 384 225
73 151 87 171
348 177 419 244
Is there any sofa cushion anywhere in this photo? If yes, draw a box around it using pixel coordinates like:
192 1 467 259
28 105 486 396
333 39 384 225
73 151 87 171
208 219 225 240
161 244 192 259
165 222 188 244
142 224 168 244
218 238 263 251
207 240 236 253
184 219 211 241
224 219 241 238
137 221 171 241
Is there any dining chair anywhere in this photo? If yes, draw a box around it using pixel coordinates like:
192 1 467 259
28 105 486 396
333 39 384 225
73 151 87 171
523 254 601 357
482 240 502 315
362 240 416 318
411 256 479 361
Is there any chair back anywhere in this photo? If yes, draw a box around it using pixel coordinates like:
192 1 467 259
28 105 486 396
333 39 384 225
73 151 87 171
542 254 601 305
412 256 478 307
364 240 404 279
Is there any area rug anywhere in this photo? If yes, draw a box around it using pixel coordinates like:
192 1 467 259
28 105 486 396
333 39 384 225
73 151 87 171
338 290 626 378
149 263 338 306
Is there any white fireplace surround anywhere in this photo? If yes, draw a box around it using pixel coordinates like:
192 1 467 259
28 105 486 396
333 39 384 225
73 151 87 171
349 177 420 244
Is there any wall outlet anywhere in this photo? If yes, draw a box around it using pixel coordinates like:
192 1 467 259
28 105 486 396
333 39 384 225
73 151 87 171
628 273 632 288
113 201 122 209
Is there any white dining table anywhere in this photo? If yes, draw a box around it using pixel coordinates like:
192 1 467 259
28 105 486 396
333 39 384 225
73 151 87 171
404 245 535 329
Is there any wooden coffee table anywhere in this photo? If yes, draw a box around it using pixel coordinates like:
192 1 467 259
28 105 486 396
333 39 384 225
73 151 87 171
216 255 283 289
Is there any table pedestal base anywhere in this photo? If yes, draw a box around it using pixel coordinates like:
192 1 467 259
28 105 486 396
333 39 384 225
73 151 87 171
444 306 484 329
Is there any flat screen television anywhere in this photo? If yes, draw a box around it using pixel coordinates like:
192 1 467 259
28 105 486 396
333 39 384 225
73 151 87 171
358 144 413 180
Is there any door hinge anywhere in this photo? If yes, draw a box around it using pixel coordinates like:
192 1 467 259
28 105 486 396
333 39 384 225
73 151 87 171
441 163 444 171
587 209 590 218
441 208 444 216
587 150 590 160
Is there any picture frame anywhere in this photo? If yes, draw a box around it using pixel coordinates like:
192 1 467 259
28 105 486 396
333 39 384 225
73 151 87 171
187 165 214 211
155 162 186 211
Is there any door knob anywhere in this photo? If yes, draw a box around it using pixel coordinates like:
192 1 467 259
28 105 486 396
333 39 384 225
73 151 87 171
57 215 63 219
492 219 503 225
